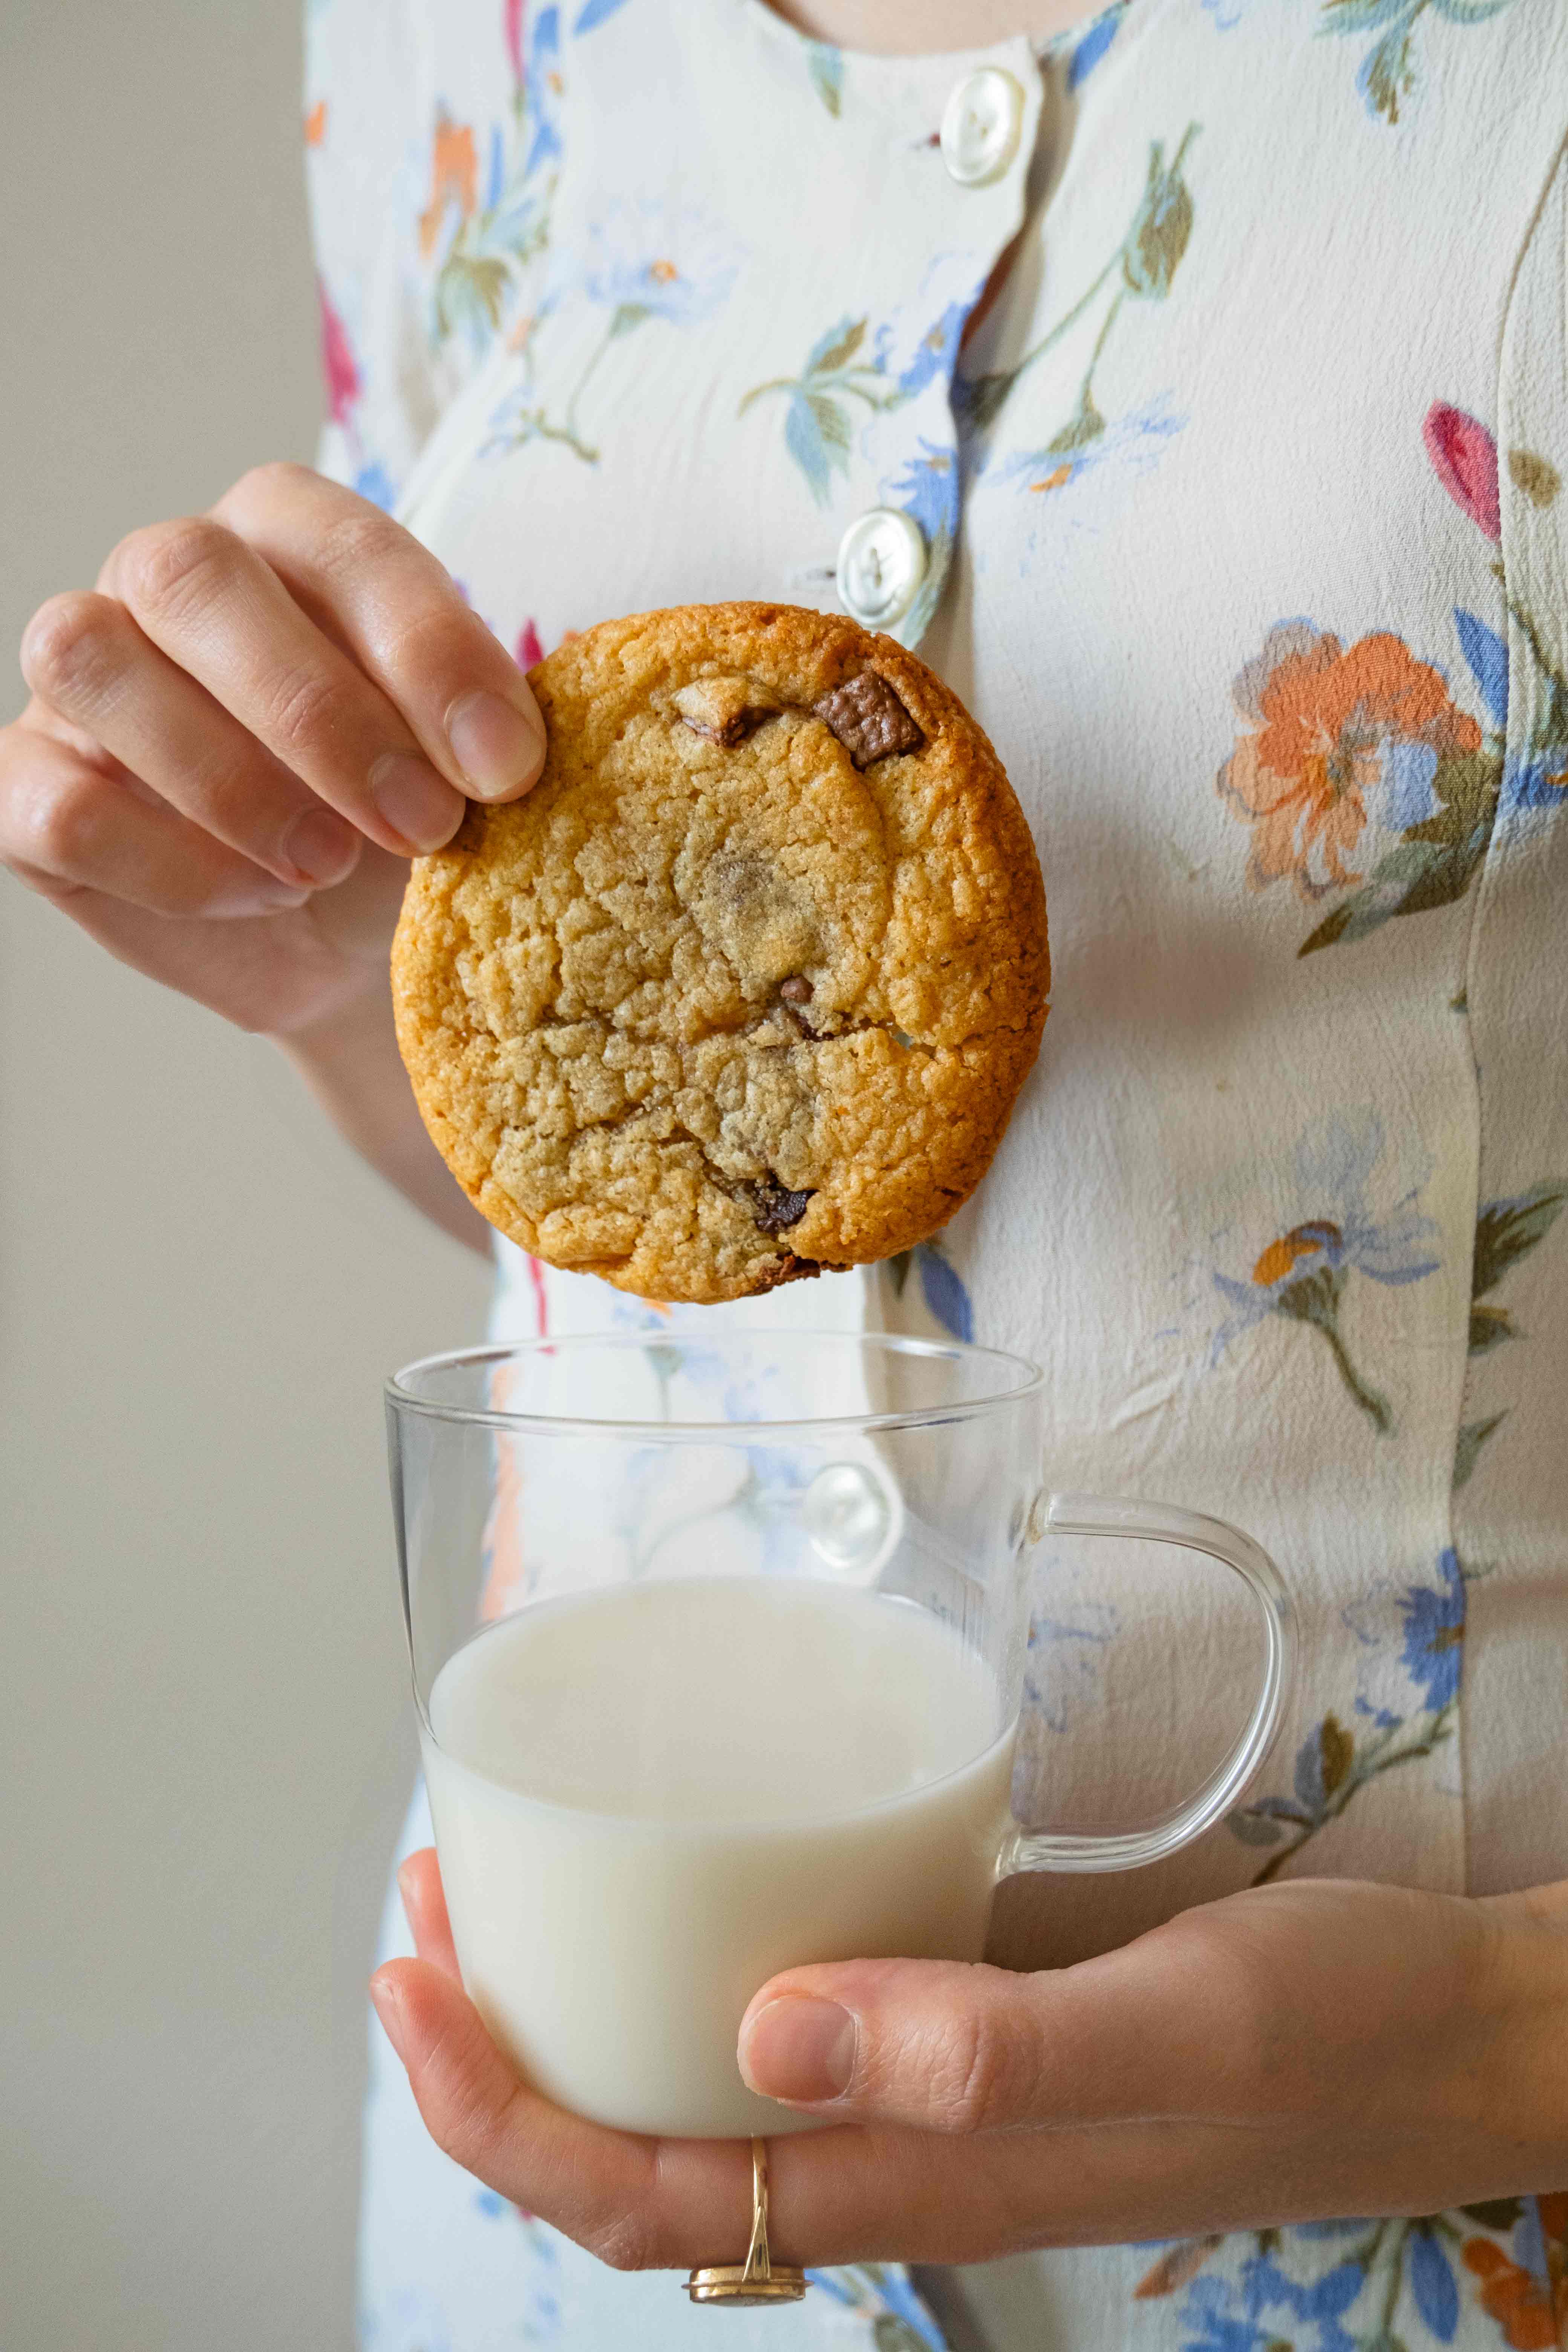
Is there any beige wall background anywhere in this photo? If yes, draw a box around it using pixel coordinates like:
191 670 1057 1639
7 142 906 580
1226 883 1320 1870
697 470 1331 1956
0 9 490 2346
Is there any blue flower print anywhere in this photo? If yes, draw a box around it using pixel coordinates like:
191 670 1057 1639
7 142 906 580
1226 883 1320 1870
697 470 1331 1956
1155 2217 1479 2352
1229 1549 1464 1880
1399 1545 1464 1710
486 202 742 464
882 439 959 637
886 439 957 546
990 394 1186 531
1407 2223 1461 2339
1209 1111 1439 1435
1067 5 1123 89
519 5 564 181
1016 1554 1120 1804
809 2263 946 2350
885 1240 974 1342
741 264 983 512
579 201 739 332
353 458 398 512
1502 746 1568 822
877 297 968 403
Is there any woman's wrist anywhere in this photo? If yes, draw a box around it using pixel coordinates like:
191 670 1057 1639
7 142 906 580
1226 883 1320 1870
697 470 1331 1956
276 977 493 1256
1476 1880 1568 2172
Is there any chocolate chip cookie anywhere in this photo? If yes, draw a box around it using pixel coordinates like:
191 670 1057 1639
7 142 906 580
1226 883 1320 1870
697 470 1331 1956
392 602 1048 1303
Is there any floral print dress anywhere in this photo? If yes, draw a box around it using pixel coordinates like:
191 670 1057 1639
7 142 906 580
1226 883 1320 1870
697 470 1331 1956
305 0 1568 2343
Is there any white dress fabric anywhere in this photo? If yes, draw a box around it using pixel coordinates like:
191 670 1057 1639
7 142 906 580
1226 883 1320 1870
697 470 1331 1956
308 0 1568 2342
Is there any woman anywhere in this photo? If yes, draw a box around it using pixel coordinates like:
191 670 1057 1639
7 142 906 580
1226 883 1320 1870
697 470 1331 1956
4 0 1566 2344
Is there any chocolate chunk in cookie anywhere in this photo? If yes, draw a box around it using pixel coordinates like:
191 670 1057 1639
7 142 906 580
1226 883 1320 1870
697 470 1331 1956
813 671 924 769
747 1178 815 1234
672 675 777 746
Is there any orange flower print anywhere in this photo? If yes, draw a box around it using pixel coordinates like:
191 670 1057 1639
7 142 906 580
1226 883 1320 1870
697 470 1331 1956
418 109 479 260
1462 2235 1562 2348
1218 620 1482 902
303 98 326 148
1451 2195 1568 2350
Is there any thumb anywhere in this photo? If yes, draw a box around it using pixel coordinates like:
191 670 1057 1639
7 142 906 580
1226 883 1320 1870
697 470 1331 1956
737 1956 1056 2134
370 1957 529 2185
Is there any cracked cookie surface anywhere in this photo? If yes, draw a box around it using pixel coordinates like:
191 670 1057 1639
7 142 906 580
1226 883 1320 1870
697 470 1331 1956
392 602 1049 1303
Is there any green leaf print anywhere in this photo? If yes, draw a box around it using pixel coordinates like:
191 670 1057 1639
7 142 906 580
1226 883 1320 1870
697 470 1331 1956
1468 1303 1514 1353
1452 1412 1506 1487
740 310 939 504
1359 26 1417 122
1225 1810 1285 1847
962 124 1199 444
1473 1181 1568 1296
1121 136 1195 300
807 40 844 116
1452 1182 1568 1483
1318 1712 1355 1796
435 249 513 338
872 2321 931 2352
1509 448 1561 508
1321 0 1520 127
1273 1261 1395 1432
809 317 867 375
1297 831 1491 957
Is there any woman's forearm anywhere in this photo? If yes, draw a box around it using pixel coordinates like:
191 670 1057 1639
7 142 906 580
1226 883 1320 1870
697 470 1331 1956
276 981 493 1259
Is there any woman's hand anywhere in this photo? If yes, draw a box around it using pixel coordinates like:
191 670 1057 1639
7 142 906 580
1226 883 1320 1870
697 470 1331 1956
372 1850 1568 2270
1 462 544 1039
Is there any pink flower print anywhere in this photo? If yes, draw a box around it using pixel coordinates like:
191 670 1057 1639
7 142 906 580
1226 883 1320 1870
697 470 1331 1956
505 0 526 92
1423 402 1501 540
316 277 360 427
514 619 544 670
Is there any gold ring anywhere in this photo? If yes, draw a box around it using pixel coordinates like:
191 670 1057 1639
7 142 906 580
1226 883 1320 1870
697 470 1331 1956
685 2139 808 2306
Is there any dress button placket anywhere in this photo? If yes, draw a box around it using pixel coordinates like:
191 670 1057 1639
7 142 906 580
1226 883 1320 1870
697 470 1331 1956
835 507 928 631
939 66 1026 188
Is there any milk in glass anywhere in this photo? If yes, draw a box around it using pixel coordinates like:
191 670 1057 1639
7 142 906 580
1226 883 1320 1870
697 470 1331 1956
421 1576 1015 2138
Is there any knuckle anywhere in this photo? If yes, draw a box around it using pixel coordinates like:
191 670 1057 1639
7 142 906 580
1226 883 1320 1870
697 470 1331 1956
258 662 345 762
312 498 398 585
929 1995 1035 2133
119 516 236 621
415 2050 494 2169
378 597 472 680
231 457 316 510
585 2210 657 2273
11 765 103 875
20 593 115 705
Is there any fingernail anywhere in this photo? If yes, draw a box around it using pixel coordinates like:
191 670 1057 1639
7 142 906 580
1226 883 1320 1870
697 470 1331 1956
739 1997 856 2104
281 804 361 887
369 1974 408 2063
445 689 546 799
369 752 466 851
210 873 313 918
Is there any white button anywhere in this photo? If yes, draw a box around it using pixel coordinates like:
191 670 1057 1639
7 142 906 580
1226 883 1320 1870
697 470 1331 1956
835 507 927 629
939 67 1024 188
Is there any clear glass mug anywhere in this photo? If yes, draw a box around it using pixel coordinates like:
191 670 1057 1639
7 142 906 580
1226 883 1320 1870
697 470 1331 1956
386 1331 1295 2142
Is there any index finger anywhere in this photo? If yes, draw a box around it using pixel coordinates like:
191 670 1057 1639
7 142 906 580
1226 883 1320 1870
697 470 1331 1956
213 464 546 802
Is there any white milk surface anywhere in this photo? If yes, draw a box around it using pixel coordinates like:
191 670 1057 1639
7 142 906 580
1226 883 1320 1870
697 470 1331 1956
421 1576 1015 2137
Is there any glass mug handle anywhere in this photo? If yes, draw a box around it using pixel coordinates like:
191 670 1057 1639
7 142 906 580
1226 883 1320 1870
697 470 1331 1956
998 1491 1297 1877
